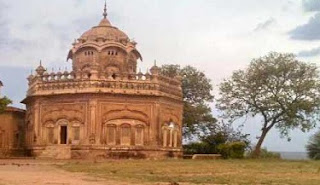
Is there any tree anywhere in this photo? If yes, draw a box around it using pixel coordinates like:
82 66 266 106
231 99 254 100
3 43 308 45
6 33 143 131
306 131 320 160
217 52 320 157
160 65 216 139
0 96 11 113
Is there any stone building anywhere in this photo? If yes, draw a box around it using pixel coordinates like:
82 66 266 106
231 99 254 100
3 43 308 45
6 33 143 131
0 106 26 157
22 3 183 159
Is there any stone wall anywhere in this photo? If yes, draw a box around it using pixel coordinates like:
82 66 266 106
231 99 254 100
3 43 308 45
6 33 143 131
24 93 183 159
0 107 25 157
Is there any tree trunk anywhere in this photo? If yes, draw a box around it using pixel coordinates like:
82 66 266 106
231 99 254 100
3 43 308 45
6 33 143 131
253 129 269 157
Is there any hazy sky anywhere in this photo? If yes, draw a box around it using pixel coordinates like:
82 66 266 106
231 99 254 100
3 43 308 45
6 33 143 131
1 0 320 152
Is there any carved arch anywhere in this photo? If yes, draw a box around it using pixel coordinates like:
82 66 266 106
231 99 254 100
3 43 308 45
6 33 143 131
101 45 127 54
42 109 84 126
74 45 99 55
128 49 143 61
102 109 149 124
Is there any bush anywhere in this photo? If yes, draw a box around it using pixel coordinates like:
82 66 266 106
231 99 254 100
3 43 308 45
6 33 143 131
306 131 320 160
246 148 281 159
229 142 246 159
0 96 12 113
183 142 215 155
218 142 246 159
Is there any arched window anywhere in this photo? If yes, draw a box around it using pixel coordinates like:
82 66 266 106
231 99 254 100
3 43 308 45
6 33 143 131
135 125 144 146
106 124 116 145
162 126 169 147
121 124 131 146
162 122 179 148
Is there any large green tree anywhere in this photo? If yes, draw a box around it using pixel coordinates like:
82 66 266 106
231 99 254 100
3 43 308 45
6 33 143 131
161 65 216 139
217 52 320 156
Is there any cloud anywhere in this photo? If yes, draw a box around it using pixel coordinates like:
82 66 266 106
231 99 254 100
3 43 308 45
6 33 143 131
282 1 295 12
0 1 34 55
254 18 276 32
303 0 320 12
289 13 320 40
0 66 29 108
297 46 320 57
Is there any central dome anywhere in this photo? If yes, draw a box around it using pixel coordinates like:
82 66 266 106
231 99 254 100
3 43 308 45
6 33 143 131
79 18 129 44
67 2 143 78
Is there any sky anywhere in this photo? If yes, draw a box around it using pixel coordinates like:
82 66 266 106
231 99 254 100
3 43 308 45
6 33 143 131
1 0 320 152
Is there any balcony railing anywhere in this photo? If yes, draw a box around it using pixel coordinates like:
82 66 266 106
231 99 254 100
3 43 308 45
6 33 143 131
27 71 182 100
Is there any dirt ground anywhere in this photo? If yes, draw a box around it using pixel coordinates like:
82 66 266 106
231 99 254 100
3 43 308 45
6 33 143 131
0 159 131 185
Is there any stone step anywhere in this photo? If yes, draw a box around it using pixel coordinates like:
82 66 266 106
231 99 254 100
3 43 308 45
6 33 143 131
38 145 71 159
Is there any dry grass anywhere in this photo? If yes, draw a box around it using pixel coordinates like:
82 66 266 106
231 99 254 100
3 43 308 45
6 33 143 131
58 159 320 185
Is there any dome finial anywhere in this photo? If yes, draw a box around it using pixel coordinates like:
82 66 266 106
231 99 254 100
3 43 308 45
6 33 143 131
103 0 108 19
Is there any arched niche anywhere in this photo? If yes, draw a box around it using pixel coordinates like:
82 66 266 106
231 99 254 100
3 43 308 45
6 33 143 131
162 122 180 148
43 119 84 145
102 109 149 126
102 119 147 147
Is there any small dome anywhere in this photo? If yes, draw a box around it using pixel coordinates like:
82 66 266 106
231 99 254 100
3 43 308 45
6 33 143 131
79 18 129 44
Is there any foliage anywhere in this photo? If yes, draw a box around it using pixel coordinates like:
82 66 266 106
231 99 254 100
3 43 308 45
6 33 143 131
306 131 320 160
0 96 11 113
218 142 246 159
183 122 250 156
246 148 281 159
216 52 320 156
160 65 216 138
183 142 214 155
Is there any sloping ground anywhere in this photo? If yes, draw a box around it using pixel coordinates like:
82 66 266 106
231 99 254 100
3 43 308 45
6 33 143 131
0 160 120 185
1 159 320 185
59 159 320 185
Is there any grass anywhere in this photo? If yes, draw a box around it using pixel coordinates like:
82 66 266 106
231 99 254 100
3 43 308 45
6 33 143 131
58 159 320 185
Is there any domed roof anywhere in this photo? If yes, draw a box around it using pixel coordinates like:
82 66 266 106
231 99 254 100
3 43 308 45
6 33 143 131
79 17 129 43
67 2 143 61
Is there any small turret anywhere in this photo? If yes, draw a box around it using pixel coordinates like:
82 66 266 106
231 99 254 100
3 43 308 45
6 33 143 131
150 60 160 75
35 60 46 76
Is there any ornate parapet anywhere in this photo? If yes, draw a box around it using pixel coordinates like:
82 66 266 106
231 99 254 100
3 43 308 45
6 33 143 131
26 70 182 100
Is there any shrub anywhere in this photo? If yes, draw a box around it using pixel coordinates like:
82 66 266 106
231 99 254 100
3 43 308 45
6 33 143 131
217 143 230 159
218 142 246 159
0 96 12 113
306 131 320 160
183 142 214 155
246 148 281 159
229 142 246 159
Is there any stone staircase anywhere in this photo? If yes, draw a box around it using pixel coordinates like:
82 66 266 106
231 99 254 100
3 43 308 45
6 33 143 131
38 145 71 159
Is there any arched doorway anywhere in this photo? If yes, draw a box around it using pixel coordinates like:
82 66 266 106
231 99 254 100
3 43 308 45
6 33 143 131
57 119 69 145
60 126 67 144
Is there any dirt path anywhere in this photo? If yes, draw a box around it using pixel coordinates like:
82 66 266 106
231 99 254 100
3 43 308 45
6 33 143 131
0 159 129 185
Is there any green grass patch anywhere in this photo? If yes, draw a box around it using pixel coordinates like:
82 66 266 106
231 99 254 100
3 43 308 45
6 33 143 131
58 159 320 184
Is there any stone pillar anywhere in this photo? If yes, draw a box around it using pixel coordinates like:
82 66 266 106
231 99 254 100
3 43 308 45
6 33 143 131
150 103 160 146
89 100 97 144
33 101 40 145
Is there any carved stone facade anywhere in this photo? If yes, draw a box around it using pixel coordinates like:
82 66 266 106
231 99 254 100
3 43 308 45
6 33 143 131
22 4 183 159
